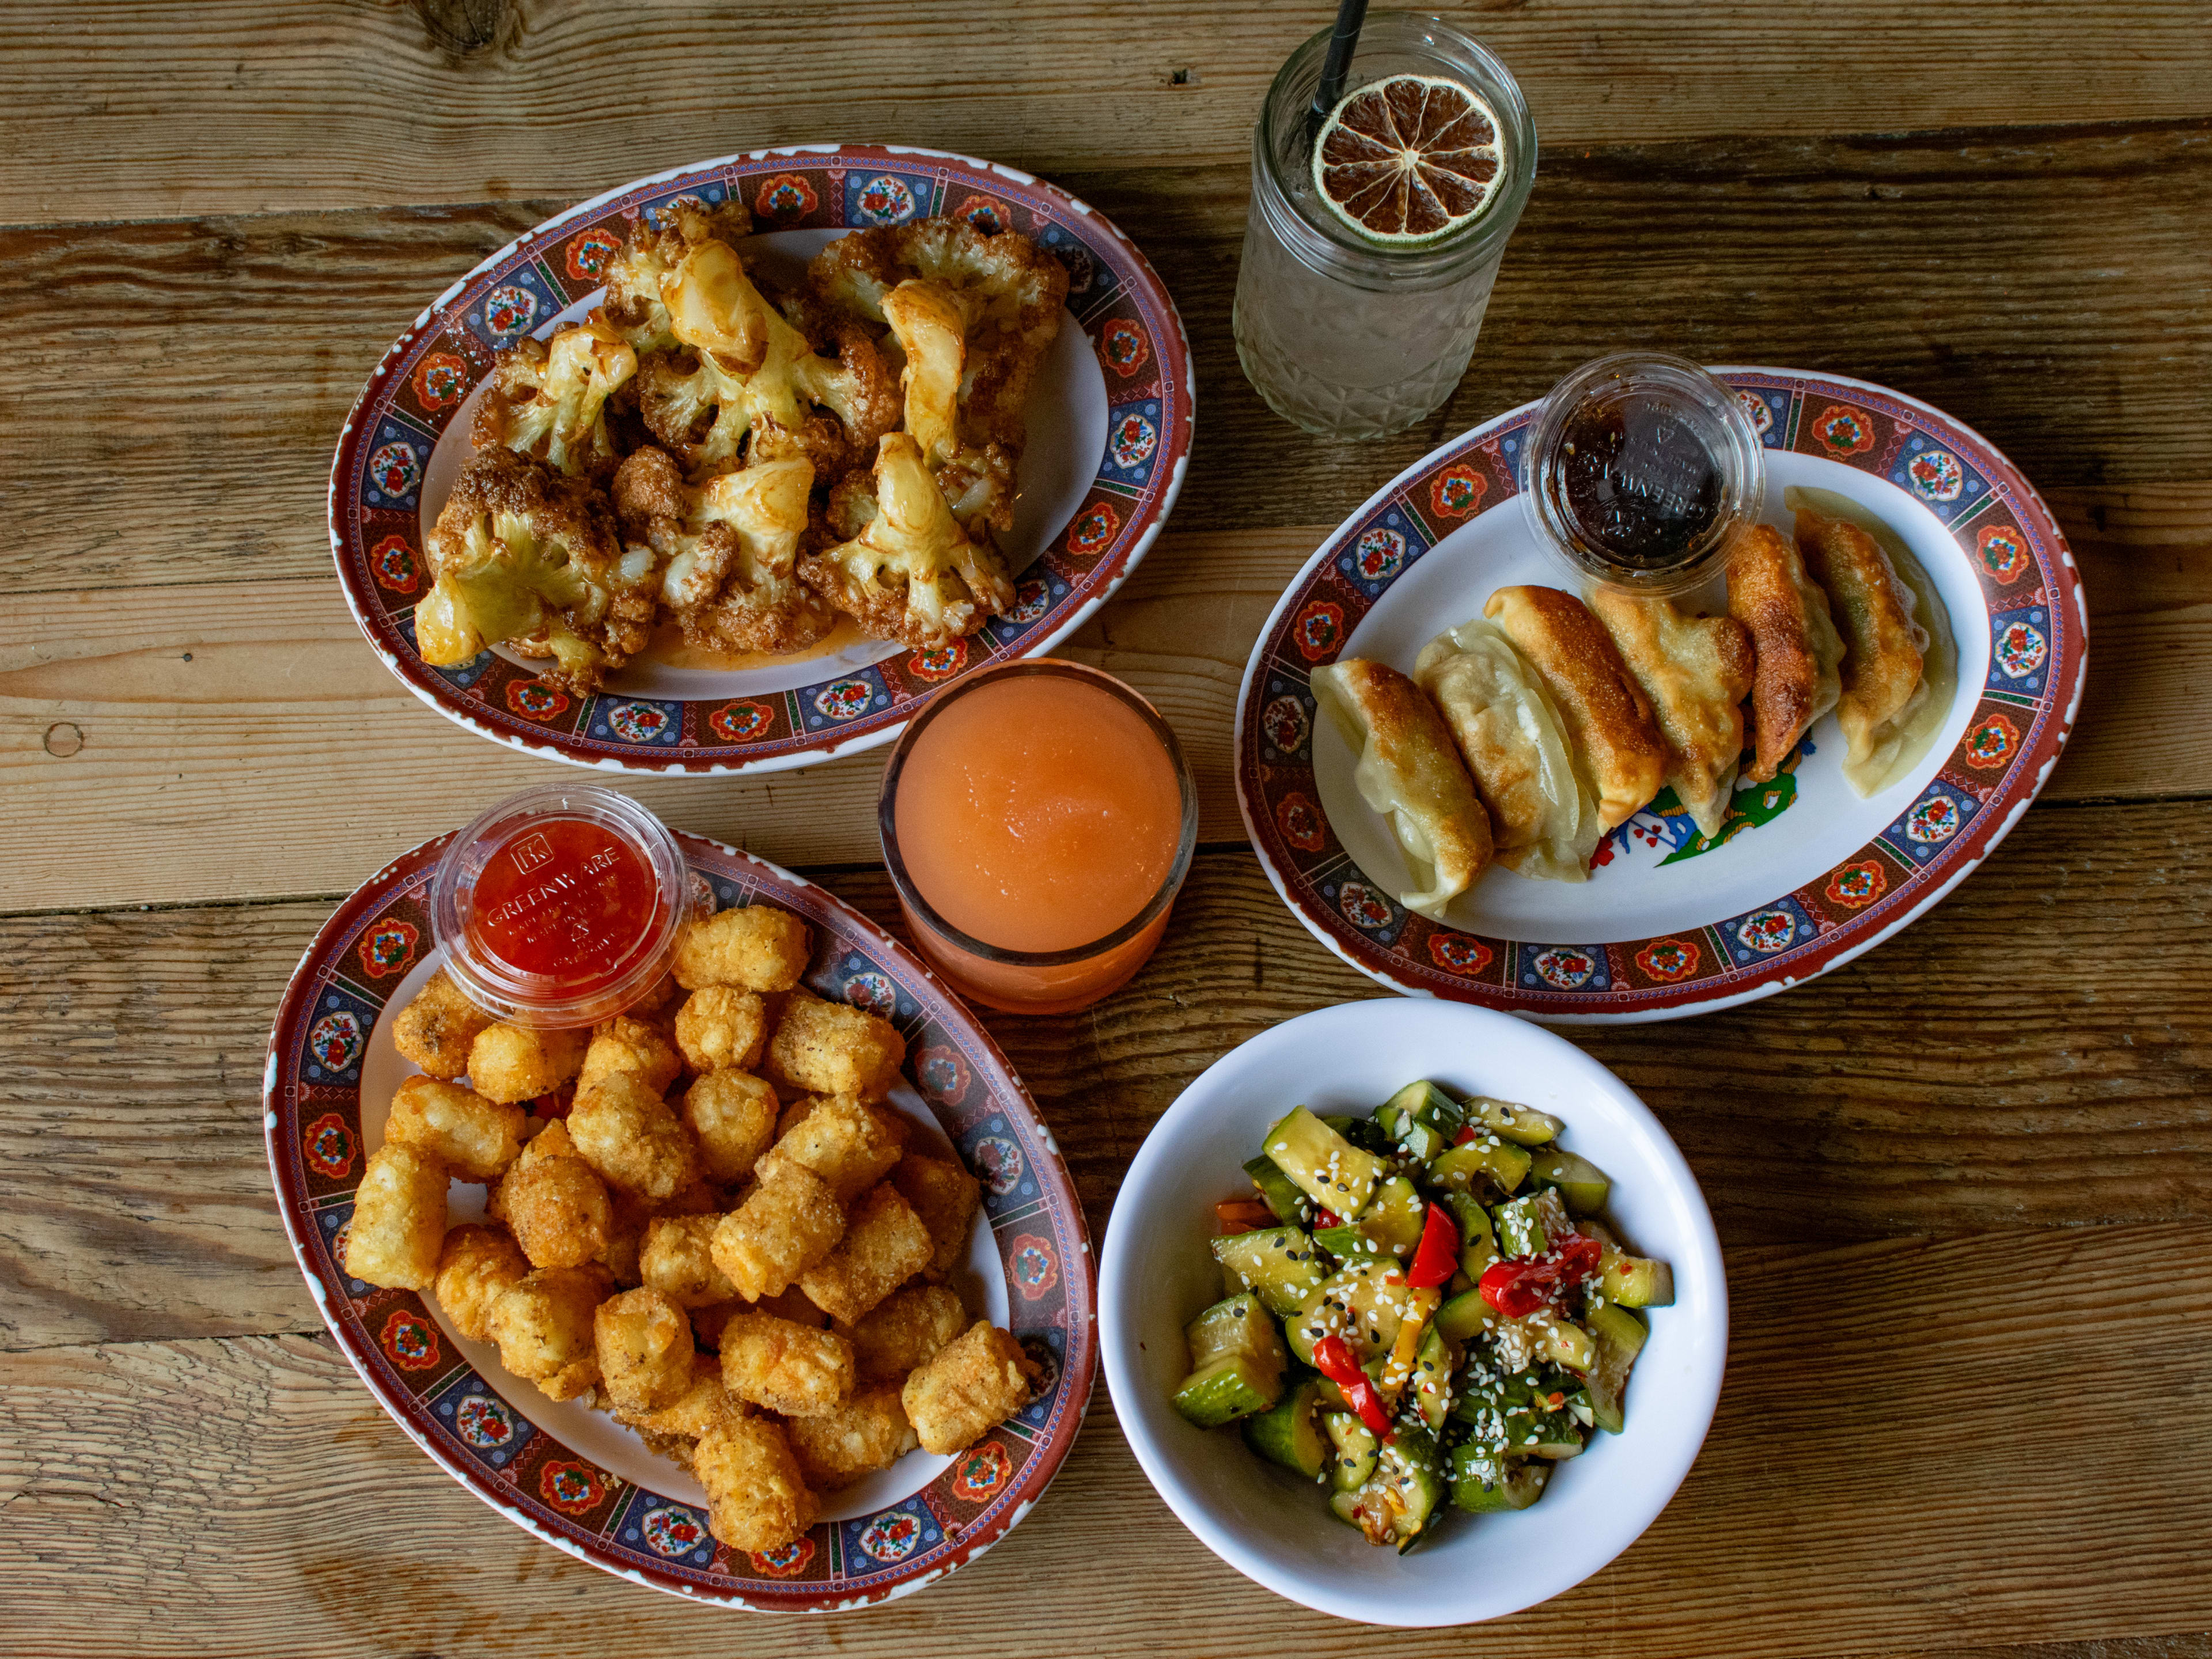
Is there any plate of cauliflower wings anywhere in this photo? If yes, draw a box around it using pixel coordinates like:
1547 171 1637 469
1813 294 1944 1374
265 831 1094 1610
331 145 1192 774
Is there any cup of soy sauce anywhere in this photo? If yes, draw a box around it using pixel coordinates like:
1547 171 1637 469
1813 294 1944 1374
1520 350 1766 596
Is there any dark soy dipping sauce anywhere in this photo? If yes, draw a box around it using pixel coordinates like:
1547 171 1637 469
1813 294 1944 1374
1557 395 1724 569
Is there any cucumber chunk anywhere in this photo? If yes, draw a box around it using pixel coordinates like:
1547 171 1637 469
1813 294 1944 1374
1452 1366 1582 1453
1377 1082 1460 1161
1185 1290 1287 1373
1492 1193 1551 1259
1243 1371 1330 1477
1262 1107 1386 1219
1172 1355 1282 1428
1526 1146 1611 1214
1340 1426 1446 1550
1461 1096 1565 1147
1323 1410 1379 1491
1285 1259 1406 1367
1434 1286 1495 1344
1408 1325 1456 1431
1320 1113 1392 1156
1241 1153 1312 1227
1429 1136 1532 1196
1315 1175 1425 1261
1441 1191 1501 1278
1598 1244 1675 1308
1211 1226 1330 1316
1449 1446 1550 1512
1584 1300 1648 1433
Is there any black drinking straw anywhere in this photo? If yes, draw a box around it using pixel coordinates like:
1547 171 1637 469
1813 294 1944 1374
1308 0 1370 138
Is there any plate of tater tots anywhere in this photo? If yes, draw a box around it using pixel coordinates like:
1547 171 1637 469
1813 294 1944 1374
265 832 1093 1609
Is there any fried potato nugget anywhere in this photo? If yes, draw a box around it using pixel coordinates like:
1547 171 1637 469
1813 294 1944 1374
690 1299 741 1351
719 1310 857 1416
753 1091 902 1205
902 1321 1039 1455
767 990 906 1101
640 1214 736 1308
467 1022 588 1105
682 1069 779 1183
711 1164 845 1300
799 1183 934 1326
569 1070 700 1202
344 1143 449 1290
616 1351 740 1460
695 1414 817 1552
842 1282 968 1383
577 1014 683 1097
490 1265 611 1401
891 1153 982 1279
594 1286 696 1414
392 969 494 1081
673 986 768 1073
756 1285 831 1328
434 1224 529 1341
384 1076 525 1181
597 1189 651 1287
786 1385 917 1488
671 904 812 993
497 1119 613 1270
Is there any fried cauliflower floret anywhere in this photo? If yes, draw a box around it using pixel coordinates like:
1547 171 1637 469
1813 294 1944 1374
414 449 656 692
876 278 1018 539
616 1351 740 1460
472 321 638 479
568 1070 700 1203
465 1020 588 1105
719 1310 857 1416
900 1320 1039 1455
639 1214 736 1308
891 1153 983 1280
671 904 813 992
384 1076 525 1183
593 1286 697 1414
754 1090 903 1203
766 991 907 1104
392 969 493 1081
786 1385 917 1489
842 1283 969 1384
489 1264 611 1401
673 986 768 1074
494 1119 612 1270
798 1183 934 1326
576 1014 683 1097
596 198 756 354
710 1163 846 1301
611 445 834 656
682 1069 781 1183
433 1223 529 1342
695 1414 816 1552
343 1143 449 1290
800 433 1014 649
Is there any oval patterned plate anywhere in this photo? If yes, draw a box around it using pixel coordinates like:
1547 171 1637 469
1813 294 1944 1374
264 831 1095 1609
330 143 1192 773
1236 368 2085 1022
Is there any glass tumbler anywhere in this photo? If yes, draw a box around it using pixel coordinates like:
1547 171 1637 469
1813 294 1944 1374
1233 12 1539 440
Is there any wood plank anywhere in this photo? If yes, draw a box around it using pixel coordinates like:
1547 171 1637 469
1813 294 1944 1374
2 1225 2206 1654
1 2 2207 222
6 812 2209 1353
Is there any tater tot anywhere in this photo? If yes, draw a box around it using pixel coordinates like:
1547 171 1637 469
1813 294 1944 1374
567 1071 699 1202
753 1092 902 1205
672 904 812 993
616 1351 740 1459
842 1282 969 1383
467 1022 588 1105
682 1069 780 1184
690 1300 741 1351
392 969 494 1081
673 986 769 1074
711 1164 845 1301
344 1143 449 1289
756 1285 831 1328
597 1189 651 1288
766 990 906 1101
497 1119 613 1270
384 1075 525 1182
787 1385 917 1489
577 1014 683 1097
695 1415 817 1552
489 1266 611 1401
433 1224 529 1341
901 1321 1039 1455
719 1310 857 1416
799 1184 934 1326
891 1153 983 1279
594 1286 696 1414
640 1214 736 1308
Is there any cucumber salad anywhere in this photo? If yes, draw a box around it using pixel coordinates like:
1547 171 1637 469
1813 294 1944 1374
1169 1082 1674 1551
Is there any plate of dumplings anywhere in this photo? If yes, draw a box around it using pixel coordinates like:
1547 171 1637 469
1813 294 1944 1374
1236 368 2085 1022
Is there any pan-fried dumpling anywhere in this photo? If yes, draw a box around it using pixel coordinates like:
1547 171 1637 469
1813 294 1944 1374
1309 659 1493 919
1414 619 1602 884
1726 523 1846 784
1483 586 1669 828
1586 589 1756 842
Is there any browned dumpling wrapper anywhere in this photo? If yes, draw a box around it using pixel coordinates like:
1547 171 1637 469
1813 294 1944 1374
568 1070 700 1203
490 1265 611 1401
1484 585 1668 829
672 905 812 993
673 986 768 1074
786 1385 918 1489
1726 522 1846 784
392 969 494 1081
467 1022 588 1105
384 1075 525 1182
1585 588 1756 843
434 1224 529 1341
842 1283 969 1383
495 1119 612 1271
1794 505 1930 795
710 1163 845 1300
798 1183 934 1326
891 1153 982 1279
594 1286 696 1414
753 1090 902 1205
695 1414 817 1552
767 990 906 1101
719 1309 857 1416
901 1320 1038 1455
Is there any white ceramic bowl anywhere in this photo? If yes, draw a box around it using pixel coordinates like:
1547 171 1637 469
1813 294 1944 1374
1099 999 1726 1626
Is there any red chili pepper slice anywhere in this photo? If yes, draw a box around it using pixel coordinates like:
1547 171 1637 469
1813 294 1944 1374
1453 1125 1478 1146
1404 1203 1460 1290
1478 1233 1604 1318
1315 1207 1342 1230
1310 1334 1393 1441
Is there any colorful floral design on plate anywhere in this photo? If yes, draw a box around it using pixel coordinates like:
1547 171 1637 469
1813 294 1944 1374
971 1134 1022 1196
307 1010 364 1073
1824 859 1887 908
1427 462 1487 520
842 971 899 1019
1734 910 1797 954
370 534 419 594
1260 695 1310 757
703 700 771 744
1531 948 1596 991
1275 792 1325 853
751 1536 815 1578
380 1308 441 1372
1995 620 2047 680
813 679 874 721
857 1510 923 1563
1338 882 1392 931
1978 525 2030 584
1354 527 1409 581
1005 578 1051 624
1429 933 1494 976
1098 318 1148 377
565 228 622 282
1009 1234 1059 1300
754 173 819 222
412 351 468 411
1965 711 2021 769
1067 499 1119 556
303 1111 355 1180
1905 794 1963 844
539 1460 605 1514
1812 404 1876 457
952 1441 1011 1502
368 441 422 498
604 700 671 744
916 1046 971 1104
854 175 918 225
1292 600 1344 662
507 680 569 721
1738 389 1775 435
909 640 967 681
482 283 539 339
1635 938 1700 982
1021 1335 1060 1399
1052 240 1096 295
357 919 419 979
1109 411 1158 469
641 1505 710 1558
1907 448 1965 503
454 1394 517 1450
954 192 1009 235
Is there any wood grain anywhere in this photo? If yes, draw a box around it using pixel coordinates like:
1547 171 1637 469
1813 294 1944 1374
6 813 2208 1353
2 1224 2206 1656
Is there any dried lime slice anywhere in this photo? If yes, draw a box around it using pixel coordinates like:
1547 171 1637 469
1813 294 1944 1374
1310 73 1504 247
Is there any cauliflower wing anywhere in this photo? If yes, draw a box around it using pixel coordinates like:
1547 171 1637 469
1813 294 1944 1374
596 198 756 354
471 320 638 479
415 449 657 690
612 445 834 656
878 278 1018 538
798 433 1013 649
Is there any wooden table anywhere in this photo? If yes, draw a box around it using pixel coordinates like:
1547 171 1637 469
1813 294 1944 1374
3 2 2209 1653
